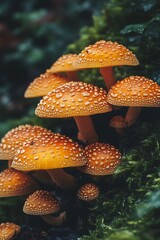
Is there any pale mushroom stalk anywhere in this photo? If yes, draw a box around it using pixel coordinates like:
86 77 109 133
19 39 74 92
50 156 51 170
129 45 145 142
67 71 79 82
100 67 116 91
41 212 66 226
74 116 99 144
47 169 77 190
125 107 141 127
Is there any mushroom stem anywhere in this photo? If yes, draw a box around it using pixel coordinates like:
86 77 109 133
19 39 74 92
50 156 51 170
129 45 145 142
74 116 99 144
100 67 116 91
47 169 77 190
67 71 79 82
125 107 141 127
41 212 66 226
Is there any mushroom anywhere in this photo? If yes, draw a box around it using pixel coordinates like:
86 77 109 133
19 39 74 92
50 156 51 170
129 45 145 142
0 222 21 240
107 76 160 126
0 124 52 161
24 70 70 98
79 143 121 175
11 132 86 190
74 40 139 91
109 115 128 134
49 54 79 81
0 168 39 197
77 183 100 201
35 81 112 144
23 190 66 226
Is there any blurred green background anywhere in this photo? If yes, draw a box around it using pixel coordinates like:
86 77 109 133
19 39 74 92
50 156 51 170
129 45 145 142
1 0 160 239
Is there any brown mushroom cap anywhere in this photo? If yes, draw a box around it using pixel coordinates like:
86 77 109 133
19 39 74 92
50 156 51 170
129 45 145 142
11 132 86 171
23 190 60 215
74 40 139 69
107 76 160 107
77 183 100 201
0 222 21 240
79 143 121 175
110 116 128 128
49 54 78 73
0 125 52 160
24 71 69 98
35 81 112 118
0 168 39 197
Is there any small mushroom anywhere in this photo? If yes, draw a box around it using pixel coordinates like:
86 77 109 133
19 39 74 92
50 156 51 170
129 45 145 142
49 54 79 81
0 168 39 197
77 183 100 201
79 143 121 175
109 115 128 134
0 222 21 240
35 81 112 144
107 76 160 126
11 132 86 190
23 190 66 226
24 71 70 98
74 40 139 91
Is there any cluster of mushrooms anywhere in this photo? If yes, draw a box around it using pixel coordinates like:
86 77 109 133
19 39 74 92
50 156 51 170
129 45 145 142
0 40 160 239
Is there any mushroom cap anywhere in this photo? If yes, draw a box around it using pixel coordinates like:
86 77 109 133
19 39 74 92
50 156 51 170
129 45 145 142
110 115 128 128
77 183 100 201
0 222 21 240
79 143 121 175
35 81 112 118
74 40 139 69
23 190 60 215
107 76 160 107
49 54 78 73
11 132 86 171
0 125 52 160
0 168 39 197
24 71 69 98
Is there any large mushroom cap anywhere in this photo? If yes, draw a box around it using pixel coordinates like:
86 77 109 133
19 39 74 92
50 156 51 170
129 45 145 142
23 190 60 215
0 168 39 197
0 125 52 160
79 143 121 175
24 71 70 98
77 183 100 201
49 54 78 73
11 133 86 171
74 40 139 69
107 76 160 107
0 222 21 240
35 81 112 118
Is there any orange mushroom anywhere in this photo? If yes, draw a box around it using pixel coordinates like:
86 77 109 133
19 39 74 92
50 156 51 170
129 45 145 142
107 76 160 126
11 132 86 190
35 81 112 144
79 143 121 175
49 54 79 81
0 168 39 197
0 222 21 240
74 40 139 91
23 190 66 226
24 71 70 98
109 115 128 134
77 183 100 201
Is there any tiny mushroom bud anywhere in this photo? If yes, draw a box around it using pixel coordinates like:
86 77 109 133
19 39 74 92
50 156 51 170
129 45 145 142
79 143 121 175
0 168 39 197
0 222 21 240
74 40 139 91
77 183 100 201
11 132 86 190
107 76 160 126
23 190 66 226
49 54 79 81
109 115 128 134
35 81 112 144
24 71 70 98
0 124 52 160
